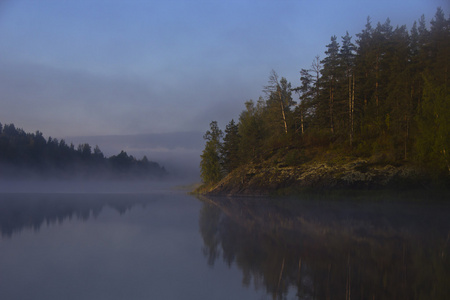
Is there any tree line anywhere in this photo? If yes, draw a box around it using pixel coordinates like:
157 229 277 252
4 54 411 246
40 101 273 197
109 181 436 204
201 8 449 185
0 122 166 179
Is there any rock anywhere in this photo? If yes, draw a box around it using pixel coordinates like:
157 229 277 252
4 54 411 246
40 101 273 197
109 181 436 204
206 159 428 196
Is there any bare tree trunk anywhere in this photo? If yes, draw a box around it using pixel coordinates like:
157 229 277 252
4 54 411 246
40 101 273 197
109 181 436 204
279 89 288 134
312 55 322 105
300 110 304 135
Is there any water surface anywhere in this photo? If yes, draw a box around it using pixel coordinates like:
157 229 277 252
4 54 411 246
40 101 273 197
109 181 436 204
0 191 448 299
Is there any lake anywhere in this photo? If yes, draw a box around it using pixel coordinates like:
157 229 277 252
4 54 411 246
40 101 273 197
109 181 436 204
0 189 449 299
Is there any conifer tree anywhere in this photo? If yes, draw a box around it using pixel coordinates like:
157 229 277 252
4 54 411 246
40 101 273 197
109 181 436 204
200 121 223 184
294 68 314 135
320 36 340 135
355 16 375 128
339 32 356 144
238 99 266 163
264 71 295 136
220 119 240 174
415 78 450 175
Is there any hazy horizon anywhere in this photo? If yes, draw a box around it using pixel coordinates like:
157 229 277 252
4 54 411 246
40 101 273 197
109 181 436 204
61 131 204 179
1 1 448 181
1 0 447 138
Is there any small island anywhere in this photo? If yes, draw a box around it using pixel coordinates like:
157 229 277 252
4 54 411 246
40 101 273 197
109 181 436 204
196 8 449 196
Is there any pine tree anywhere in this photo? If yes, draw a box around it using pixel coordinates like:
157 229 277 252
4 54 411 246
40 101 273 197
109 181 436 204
386 25 413 159
294 68 314 135
320 36 341 135
355 17 375 137
264 70 295 136
339 32 356 145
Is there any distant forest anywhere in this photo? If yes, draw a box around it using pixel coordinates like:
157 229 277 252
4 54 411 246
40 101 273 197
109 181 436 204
201 8 449 185
0 122 166 179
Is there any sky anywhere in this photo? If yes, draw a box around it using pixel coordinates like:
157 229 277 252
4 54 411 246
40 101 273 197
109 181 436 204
0 0 448 170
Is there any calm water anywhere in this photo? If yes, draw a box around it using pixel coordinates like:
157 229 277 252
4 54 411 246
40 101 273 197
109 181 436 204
0 190 449 299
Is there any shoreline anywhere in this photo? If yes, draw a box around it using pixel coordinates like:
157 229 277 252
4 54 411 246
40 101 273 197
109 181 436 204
194 159 449 197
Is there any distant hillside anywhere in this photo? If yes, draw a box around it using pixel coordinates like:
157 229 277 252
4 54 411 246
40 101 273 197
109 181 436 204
63 131 204 179
0 122 167 179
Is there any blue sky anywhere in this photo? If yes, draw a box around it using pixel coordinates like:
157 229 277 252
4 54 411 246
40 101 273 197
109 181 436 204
0 0 448 138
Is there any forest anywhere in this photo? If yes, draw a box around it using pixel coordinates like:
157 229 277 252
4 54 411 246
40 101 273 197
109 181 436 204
200 8 449 187
0 122 166 179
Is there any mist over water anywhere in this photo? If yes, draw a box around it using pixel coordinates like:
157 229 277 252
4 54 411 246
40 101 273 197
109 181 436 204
63 131 204 180
0 192 266 300
0 130 203 193
0 177 197 194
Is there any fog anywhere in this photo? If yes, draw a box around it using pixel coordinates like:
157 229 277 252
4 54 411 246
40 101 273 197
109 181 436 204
0 128 204 193
63 131 204 180
0 177 196 194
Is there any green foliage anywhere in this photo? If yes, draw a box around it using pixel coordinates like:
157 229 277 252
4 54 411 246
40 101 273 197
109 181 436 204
200 121 223 184
199 8 449 180
414 78 450 174
220 119 240 173
238 99 267 163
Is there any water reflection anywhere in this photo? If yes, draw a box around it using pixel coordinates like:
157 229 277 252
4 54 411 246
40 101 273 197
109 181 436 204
0 193 157 237
198 195 450 299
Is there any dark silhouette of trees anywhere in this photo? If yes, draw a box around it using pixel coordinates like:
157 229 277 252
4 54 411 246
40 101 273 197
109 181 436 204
200 121 223 185
220 119 240 174
0 123 166 179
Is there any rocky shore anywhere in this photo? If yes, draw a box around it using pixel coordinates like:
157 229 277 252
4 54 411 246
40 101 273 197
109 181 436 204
203 159 430 196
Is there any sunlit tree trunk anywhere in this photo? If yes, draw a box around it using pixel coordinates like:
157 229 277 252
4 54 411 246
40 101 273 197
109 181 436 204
278 89 288 134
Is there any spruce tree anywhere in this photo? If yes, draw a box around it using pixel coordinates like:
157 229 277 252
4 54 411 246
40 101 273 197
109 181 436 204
220 119 240 174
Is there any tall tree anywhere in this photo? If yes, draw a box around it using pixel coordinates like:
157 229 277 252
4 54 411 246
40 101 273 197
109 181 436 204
320 36 341 134
200 121 223 185
238 98 266 163
415 77 450 175
294 68 314 135
264 70 295 135
386 25 413 159
355 16 374 122
428 7 450 88
339 31 356 145
220 119 240 174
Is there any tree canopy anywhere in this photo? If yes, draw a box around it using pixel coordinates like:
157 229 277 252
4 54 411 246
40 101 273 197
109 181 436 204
201 8 450 184
0 123 166 179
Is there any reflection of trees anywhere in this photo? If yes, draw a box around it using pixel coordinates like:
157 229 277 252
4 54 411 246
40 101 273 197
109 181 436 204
199 196 450 300
0 194 156 237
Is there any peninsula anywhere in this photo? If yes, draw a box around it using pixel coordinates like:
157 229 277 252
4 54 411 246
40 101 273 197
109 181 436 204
197 8 449 196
